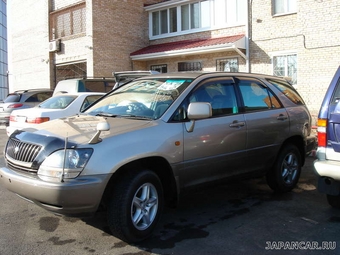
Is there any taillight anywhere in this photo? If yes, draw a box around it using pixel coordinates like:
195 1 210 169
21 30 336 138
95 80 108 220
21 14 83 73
317 118 327 147
9 115 16 122
8 103 23 108
26 117 50 124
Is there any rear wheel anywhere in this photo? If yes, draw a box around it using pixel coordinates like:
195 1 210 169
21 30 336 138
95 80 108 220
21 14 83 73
327 194 340 208
107 169 163 243
266 144 302 192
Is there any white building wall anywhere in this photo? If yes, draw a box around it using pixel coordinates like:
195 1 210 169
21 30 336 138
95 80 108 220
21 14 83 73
8 1 50 91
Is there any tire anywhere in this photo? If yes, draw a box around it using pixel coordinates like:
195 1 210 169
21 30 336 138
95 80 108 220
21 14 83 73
266 144 302 192
107 169 163 243
327 194 340 209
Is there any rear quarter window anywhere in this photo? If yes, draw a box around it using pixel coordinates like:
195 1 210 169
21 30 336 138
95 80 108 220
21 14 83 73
331 78 340 104
266 78 305 105
4 94 20 103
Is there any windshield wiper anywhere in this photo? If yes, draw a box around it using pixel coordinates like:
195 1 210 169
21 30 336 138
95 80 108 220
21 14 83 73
120 114 152 120
95 113 118 118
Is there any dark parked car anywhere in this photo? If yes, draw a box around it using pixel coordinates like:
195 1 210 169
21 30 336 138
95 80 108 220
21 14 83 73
314 66 340 208
0 89 53 126
0 72 315 243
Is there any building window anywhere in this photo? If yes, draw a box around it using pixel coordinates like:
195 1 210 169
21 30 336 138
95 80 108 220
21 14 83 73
273 54 297 85
50 3 86 39
151 64 168 73
178 62 202 71
149 0 246 38
273 0 296 15
216 58 239 72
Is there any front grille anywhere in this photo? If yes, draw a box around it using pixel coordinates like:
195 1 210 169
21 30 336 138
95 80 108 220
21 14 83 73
7 160 37 173
7 138 42 163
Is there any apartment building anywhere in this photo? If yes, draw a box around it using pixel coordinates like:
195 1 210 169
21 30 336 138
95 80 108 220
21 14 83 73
8 0 340 115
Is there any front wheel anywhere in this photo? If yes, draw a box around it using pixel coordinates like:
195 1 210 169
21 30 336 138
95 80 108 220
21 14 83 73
107 169 164 243
327 194 340 208
266 144 302 192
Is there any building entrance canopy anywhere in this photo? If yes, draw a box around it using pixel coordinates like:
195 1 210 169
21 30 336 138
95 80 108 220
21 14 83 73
130 34 246 61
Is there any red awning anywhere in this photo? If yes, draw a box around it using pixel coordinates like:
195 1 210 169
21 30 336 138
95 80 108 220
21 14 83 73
130 34 246 61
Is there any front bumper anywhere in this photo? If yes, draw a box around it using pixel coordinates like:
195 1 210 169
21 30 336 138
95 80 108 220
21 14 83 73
0 166 111 217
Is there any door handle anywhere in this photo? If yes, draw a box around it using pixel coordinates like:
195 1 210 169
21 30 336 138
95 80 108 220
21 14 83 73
229 120 245 128
277 114 288 121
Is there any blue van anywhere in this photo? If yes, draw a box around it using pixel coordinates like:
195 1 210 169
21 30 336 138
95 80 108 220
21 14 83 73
314 66 340 208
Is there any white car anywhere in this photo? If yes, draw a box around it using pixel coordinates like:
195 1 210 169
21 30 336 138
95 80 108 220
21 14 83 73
6 92 105 136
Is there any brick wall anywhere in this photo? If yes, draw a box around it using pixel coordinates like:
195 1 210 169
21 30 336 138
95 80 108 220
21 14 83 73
91 0 157 76
251 0 340 116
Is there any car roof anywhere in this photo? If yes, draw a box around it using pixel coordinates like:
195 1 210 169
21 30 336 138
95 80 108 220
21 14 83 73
11 88 53 94
133 71 289 82
52 92 106 96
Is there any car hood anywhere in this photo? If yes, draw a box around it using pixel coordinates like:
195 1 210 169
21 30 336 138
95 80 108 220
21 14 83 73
18 114 153 145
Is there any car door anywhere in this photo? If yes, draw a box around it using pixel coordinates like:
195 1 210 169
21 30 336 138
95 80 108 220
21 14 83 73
180 78 247 188
237 77 289 172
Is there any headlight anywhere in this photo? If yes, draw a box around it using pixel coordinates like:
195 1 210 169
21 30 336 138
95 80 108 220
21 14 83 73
38 149 93 179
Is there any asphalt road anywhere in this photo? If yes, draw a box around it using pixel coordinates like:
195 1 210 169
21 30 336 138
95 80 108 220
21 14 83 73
0 126 339 255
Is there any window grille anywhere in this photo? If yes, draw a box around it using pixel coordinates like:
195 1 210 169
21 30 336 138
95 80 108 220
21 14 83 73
178 62 202 71
216 58 239 72
50 3 86 39
55 62 87 84
151 64 167 73
273 54 297 85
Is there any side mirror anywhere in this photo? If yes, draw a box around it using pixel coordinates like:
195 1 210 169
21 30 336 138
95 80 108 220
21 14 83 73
186 102 212 133
187 102 212 120
88 122 110 144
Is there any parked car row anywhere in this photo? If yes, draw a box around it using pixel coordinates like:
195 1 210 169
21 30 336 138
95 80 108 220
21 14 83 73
0 71 317 243
6 92 105 136
0 89 53 126
1 71 158 132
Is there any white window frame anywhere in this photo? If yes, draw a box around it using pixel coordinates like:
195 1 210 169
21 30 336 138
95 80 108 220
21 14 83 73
147 0 246 40
273 0 297 16
271 51 297 85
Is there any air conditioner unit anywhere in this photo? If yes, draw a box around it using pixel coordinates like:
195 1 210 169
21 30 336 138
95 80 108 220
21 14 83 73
49 40 60 52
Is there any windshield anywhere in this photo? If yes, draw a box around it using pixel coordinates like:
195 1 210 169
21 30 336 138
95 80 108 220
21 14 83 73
86 78 192 119
39 95 77 109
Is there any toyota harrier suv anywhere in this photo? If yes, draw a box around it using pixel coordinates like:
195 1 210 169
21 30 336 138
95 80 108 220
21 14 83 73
0 72 315 243
314 66 340 208
0 89 53 126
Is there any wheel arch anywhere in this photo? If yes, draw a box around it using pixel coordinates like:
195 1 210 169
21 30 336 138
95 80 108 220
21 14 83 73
279 135 305 166
101 156 178 210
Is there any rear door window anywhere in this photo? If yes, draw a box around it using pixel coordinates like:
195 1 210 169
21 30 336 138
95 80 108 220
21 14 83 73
238 79 281 111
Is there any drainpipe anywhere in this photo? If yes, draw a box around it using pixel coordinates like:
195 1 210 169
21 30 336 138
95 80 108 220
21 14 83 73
245 0 251 73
